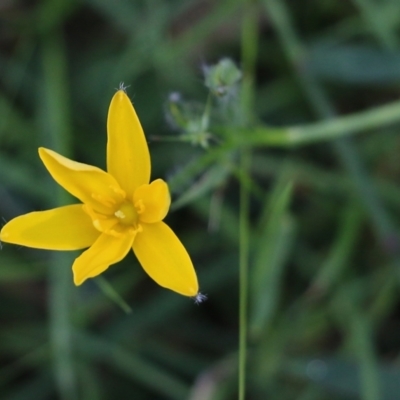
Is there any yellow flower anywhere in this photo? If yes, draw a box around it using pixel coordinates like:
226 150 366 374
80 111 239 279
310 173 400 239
0 90 199 297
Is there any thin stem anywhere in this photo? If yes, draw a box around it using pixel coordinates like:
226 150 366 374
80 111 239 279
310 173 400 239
41 30 77 399
227 97 400 147
239 1 258 399
239 150 250 400
95 276 132 314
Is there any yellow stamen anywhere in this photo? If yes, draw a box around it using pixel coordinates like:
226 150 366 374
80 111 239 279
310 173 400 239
114 210 125 219
91 193 116 208
134 199 145 214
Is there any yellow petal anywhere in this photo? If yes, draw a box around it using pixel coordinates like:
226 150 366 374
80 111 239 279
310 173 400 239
0 204 99 250
107 90 151 197
72 231 135 285
39 148 124 214
133 222 198 296
134 179 171 224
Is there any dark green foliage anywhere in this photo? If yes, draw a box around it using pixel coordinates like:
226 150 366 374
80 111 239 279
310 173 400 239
1 0 400 399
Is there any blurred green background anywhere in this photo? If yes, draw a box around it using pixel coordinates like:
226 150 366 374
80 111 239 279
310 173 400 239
2 0 400 399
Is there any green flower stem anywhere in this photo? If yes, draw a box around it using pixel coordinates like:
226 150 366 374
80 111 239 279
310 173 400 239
95 276 132 314
239 149 250 400
262 0 398 254
41 30 77 400
239 1 258 399
226 97 400 147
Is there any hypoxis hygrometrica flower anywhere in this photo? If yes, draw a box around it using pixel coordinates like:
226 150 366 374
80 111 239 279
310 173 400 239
0 88 200 297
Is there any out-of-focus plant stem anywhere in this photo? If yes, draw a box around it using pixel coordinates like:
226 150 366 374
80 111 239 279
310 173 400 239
239 0 258 399
262 0 399 256
262 0 382 399
41 29 77 400
226 97 400 147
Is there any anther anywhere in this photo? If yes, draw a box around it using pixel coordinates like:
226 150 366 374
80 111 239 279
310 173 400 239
109 185 126 199
91 193 116 208
114 210 126 219
106 228 124 238
135 200 145 214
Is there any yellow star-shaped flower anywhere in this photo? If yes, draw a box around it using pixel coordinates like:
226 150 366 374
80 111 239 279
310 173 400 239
0 89 199 297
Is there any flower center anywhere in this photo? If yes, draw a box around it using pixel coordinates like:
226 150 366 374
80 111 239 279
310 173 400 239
114 201 138 226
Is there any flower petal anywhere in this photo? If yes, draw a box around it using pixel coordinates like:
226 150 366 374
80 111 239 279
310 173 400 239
0 204 99 250
133 221 198 296
107 90 151 197
39 148 124 214
134 179 171 224
72 231 135 285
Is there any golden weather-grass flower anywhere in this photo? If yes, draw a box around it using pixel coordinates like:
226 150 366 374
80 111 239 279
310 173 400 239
0 89 199 297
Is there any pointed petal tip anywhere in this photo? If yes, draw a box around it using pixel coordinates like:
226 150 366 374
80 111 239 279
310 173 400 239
38 147 57 164
38 147 50 158
174 286 199 298
0 229 9 242
73 264 87 286
187 285 200 297
110 90 134 114
168 284 199 298
113 89 129 103
38 147 45 159
73 275 82 286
